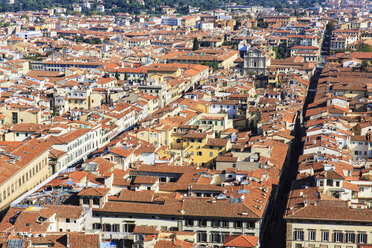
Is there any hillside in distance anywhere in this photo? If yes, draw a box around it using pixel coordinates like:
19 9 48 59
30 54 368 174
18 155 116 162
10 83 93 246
0 0 321 13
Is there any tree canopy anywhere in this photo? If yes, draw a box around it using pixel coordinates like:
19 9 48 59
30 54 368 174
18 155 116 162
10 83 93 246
0 0 308 14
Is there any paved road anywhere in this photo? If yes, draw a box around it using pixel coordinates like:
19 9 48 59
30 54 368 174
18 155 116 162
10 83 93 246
261 23 332 248
261 67 322 248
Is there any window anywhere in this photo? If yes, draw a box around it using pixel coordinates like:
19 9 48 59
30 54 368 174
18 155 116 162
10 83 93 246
326 179 333 186
346 233 355 243
112 224 120 232
169 177 176 182
294 230 304 241
234 221 242 228
210 152 213 157
358 233 367 243
212 220 220 227
197 232 207 242
211 233 220 243
309 230 316 241
335 181 340 187
123 223 135 232
221 232 229 242
103 224 111 232
185 219 194 226
334 232 343 242
322 231 329 241
199 219 207 227
93 197 100 205
246 221 255 228
66 218 70 223
221 220 229 228
319 180 324 186
197 152 202 156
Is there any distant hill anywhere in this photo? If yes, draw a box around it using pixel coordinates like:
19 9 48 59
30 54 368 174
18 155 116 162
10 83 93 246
0 0 76 12
0 0 318 14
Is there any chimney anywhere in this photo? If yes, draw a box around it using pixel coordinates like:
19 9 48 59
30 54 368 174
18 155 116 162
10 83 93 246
104 173 113 189
66 234 70 247
179 199 186 215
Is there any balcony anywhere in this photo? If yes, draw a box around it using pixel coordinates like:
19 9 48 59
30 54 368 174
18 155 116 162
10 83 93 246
86 230 133 239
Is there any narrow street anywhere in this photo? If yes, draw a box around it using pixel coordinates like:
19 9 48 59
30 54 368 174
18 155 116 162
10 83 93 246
261 68 322 248
261 26 331 248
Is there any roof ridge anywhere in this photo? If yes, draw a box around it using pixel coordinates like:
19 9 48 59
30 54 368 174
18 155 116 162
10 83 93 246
241 235 255 246
241 203 261 218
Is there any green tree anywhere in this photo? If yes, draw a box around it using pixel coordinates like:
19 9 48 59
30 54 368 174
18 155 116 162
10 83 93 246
358 44 372 53
273 45 286 59
124 72 128 81
360 61 369 72
192 37 199 51
115 70 120 80
74 35 84 43
212 58 219 71
257 16 268 28
326 19 337 31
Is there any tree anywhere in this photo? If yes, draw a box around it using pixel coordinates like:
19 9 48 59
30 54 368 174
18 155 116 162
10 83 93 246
326 19 337 31
358 44 372 53
212 58 219 71
124 72 128 81
74 35 84 43
115 70 120 80
273 45 286 59
192 38 199 51
360 61 369 72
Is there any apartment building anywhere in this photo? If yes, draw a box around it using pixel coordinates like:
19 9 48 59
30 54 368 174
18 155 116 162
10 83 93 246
0 139 51 211
0 104 41 124
47 127 102 172
285 183 372 248
31 61 103 72
64 88 102 110
88 178 269 247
